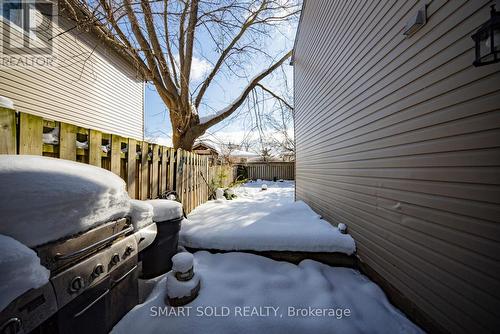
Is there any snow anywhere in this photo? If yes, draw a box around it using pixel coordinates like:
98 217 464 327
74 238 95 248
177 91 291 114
0 234 50 312
199 107 229 125
172 252 194 273
338 223 347 234
128 200 154 230
112 251 423 334
0 155 131 247
42 127 59 145
166 271 201 299
0 96 14 109
146 199 183 222
76 140 88 149
193 139 222 154
228 150 260 158
180 181 355 254
215 188 225 200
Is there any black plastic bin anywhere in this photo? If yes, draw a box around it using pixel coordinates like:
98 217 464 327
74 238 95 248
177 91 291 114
140 215 183 279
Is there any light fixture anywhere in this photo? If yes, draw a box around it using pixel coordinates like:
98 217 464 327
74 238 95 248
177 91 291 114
403 5 427 37
471 5 500 67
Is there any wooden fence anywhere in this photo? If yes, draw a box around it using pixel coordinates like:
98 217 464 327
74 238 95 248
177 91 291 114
0 107 235 213
243 162 295 180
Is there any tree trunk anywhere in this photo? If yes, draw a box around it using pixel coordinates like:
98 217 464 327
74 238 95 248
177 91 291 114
171 118 205 150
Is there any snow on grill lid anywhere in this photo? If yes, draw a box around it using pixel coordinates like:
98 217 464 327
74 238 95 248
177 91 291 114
128 200 154 230
0 234 50 312
145 199 183 222
0 155 131 247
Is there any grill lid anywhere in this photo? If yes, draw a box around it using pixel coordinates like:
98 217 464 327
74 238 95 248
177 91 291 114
35 218 132 273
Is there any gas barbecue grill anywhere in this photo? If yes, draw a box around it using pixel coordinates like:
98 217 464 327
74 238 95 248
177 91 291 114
0 217 144 334
0 156 184 334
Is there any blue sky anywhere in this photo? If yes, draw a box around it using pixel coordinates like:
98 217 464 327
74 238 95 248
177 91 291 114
144 7 298 147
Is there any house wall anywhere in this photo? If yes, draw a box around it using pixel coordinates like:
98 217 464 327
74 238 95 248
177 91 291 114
293 0 500 333
0 9 144 140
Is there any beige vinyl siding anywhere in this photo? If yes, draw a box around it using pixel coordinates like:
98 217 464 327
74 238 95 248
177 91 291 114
0 12 144 140
293 0 500 333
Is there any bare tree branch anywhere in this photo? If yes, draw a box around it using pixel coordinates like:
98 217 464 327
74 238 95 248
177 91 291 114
255 83 293 110
194 0 267 109
198 50 292 130
57 0 299 149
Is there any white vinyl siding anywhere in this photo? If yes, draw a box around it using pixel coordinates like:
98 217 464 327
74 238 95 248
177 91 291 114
0 11 144 139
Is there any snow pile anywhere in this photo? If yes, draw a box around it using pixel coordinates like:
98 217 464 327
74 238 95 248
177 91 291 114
166 271 201 299
112 251 423 334
146 199 183 222
42 127 59 145
172 252 194 273
0 235 50 311
128 200 154 230
215 188 225 200
180 181 355 254
338 223 347 234
0 96 14 109
76 140 88 149
0 155 131 247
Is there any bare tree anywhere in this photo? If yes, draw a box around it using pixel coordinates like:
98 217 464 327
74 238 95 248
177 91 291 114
243 77 294 161
60 0 299 149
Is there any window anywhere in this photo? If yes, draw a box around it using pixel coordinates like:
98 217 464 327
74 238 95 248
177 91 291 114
2 0 26 31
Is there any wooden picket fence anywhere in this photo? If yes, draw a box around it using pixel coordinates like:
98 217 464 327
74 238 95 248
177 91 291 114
243 162 295 180
0 107 235 213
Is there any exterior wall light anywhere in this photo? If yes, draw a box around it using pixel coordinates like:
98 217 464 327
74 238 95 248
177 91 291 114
472 5 500 67
403 5 427 37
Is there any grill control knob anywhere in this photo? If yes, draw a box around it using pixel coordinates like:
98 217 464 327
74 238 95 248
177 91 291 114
110 253 120 266
92 263 105 278
69 276 85 293
1 318 22 334
124 245 134 257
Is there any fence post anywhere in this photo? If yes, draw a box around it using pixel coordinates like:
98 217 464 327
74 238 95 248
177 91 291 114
127 138 137 198
19 113 43 155
151 144 159 198
0 107 16 154
196 154 200 207
140 141 149 199
160 146 167 195
187 151 192 213
176 148 183 205
110 135 121 175
89 130 102 167
59 123 77 161
168 148 175 191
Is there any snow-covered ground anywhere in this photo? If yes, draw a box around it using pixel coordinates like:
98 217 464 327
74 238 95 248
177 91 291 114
180 181 355 254
112 251 422 334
